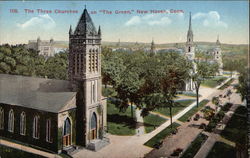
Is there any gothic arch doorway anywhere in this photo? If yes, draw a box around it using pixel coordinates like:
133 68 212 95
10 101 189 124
63 117 71 147
90 112 97 140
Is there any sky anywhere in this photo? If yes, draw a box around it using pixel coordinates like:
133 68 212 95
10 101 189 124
0 1 249 44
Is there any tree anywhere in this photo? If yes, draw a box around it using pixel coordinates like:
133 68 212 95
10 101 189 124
237 68 248 101
192 61 211 108
102 52 125 88
115 69 144 118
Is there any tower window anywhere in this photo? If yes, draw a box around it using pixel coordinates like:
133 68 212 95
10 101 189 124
188 47 191 52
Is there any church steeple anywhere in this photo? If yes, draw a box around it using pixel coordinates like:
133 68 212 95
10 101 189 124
189 12 192 31
216 35 220 46
74 8 97 36
187 12 193 43
98 25 101 36
69 25 72 35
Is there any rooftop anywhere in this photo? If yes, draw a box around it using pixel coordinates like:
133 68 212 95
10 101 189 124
0 74 76 113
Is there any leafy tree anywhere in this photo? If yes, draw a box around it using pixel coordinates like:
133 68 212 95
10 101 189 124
102 51 125 88
192 61 211 108
237 68 248 101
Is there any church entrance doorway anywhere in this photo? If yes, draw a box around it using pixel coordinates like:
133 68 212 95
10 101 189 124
63 117 71 147
90 112 97 140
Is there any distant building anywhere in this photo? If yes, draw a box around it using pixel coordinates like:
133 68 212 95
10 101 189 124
27 37 55 58
207 36 223 75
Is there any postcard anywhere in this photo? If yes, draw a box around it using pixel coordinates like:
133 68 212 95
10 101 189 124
0 1 249 158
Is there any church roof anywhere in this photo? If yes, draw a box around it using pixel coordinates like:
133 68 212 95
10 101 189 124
74 8 97 35
0 74 76 113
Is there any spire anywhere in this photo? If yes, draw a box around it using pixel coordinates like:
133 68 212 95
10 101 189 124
187 12 193 43
216 35 221 46
189 12 192 31
74 8 97 35
98 25 101 36
69 25 72 34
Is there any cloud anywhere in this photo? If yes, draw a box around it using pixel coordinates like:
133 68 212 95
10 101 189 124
148 17 171 26
17 14 56 30
125 14 172 26
193 11 228 28
125 16 141 26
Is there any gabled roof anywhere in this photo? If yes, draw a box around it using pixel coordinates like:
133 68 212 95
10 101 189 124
0 74 77 113
74 9 97 35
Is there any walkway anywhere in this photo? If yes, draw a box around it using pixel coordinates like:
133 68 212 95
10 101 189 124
0 139 60 158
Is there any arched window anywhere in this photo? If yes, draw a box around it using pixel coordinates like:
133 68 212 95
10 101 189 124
33 115 40 139
91 113 97 130
0 107 4 130
8 109 14 132
20 112 26 135
63 117 71 136
46 119 52 142
188 47 191 52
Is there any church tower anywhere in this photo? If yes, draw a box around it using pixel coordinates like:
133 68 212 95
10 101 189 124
185 12 195 60
184 12 195 91
68 8 108 149
214 35 223 75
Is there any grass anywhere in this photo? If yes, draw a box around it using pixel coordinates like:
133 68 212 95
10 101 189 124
178 99 209 122
202 76 227 88
107 101 136 135
206 142 236 158
180 133 208 158
220 106 247 144
0 144 46 158
154 99 195 117
144 122 180 148
143 114 167 133
218 78 235 90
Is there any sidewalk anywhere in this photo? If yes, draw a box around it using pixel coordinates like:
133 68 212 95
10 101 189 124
0 139 60 158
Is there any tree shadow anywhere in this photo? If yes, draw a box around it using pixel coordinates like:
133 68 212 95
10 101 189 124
107 114 136 129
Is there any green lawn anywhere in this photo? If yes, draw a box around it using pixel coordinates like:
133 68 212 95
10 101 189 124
178 99 209 122
107 101 136 135
220 106 247 144
201 77 227 88
144 123 180 148
218 78 235 90
180 133 208 158
154 99 195 117
0 144 46 158
143 114 167 133
206 142 236 158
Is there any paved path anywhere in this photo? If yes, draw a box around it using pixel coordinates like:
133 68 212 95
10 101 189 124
0 139 60 158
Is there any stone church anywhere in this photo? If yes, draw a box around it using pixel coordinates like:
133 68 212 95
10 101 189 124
0 8 108 154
